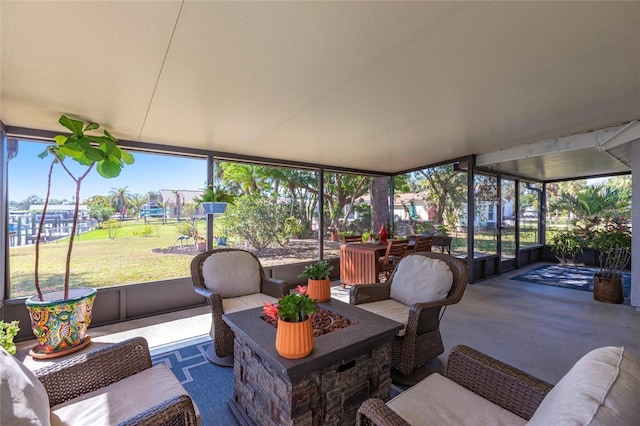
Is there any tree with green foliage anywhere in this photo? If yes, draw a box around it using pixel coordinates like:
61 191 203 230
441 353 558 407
413 165 467 227
128 193 146 220
218 193 289 250
323 174 371 232
220 163 272 195
86 195 115 223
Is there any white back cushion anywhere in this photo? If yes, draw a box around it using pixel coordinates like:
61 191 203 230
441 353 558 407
528 346 640 426
202 250 262 298
0 347 51 426
390 255 453 306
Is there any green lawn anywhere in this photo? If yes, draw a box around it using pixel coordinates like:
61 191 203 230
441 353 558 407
9 220 197 298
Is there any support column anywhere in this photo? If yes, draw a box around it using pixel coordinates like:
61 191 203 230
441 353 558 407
631 141 640 310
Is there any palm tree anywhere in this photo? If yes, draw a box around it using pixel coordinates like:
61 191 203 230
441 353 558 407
550 184 630 238
550 184 629 223
128 193 146 221
172 190 184 222
109 187 131 220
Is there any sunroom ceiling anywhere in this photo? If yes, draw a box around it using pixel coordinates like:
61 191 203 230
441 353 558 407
1 1 639 179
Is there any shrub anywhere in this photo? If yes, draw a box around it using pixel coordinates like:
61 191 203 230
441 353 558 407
218 194 288 250
101 218 121 240
0 321 20 355
283 216 305 239
133 225 156 238
550 231 583 265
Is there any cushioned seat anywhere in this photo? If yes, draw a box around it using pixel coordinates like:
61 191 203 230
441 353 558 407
51 365 199 426
386 373 526 425
357 345 640 426
190 248 289 366
1 337 199 426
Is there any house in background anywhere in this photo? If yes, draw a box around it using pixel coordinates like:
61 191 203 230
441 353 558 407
158 189 207 219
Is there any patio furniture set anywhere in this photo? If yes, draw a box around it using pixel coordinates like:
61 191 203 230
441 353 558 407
3 247 638 425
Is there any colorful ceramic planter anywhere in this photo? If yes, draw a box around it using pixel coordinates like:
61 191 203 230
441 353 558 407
275 317 313 359
25 287 97 354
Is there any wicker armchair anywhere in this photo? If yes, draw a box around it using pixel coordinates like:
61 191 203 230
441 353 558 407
356 345 553 425
30 337 198 426
190 248 289 366
358 344 640 425
350 252 468 381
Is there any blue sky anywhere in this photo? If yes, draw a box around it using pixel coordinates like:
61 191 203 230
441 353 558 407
8 140 207 202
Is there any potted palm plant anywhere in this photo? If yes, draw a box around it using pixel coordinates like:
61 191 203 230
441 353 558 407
193 185 236 214
298 260 334 302
25 115 134 358
589 217 631 304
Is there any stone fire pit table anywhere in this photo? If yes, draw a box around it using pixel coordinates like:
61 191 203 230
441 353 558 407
224 298 403 426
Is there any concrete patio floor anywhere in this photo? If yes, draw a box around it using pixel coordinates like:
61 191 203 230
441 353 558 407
17 263 640 385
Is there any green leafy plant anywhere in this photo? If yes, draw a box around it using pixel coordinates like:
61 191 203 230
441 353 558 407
101 218 121 240
589 219 631 280
218 194 288 250
133 225 156 237
362 230 372 242
35 115 135 300
299 260 334 280
263 285 317 323
550 230 584 265
283 216 305 239
436 224 449 236
0 321 20 355
193 185 237 204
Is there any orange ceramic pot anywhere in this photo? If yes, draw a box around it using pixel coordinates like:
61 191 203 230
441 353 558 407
307 278 331 302
275 318 314 359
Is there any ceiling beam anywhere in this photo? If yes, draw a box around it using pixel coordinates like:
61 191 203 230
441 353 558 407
476 120 640 167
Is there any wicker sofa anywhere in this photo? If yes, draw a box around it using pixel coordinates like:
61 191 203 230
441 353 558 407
0 337 199 426
357 344 640 425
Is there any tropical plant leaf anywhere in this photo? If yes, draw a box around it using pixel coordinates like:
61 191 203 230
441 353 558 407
121 149 135 165
97 159 122 178
58 115 84 138
83 122 99 132
84 146 105 161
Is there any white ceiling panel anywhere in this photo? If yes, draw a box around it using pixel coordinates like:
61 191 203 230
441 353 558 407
2 1 639 178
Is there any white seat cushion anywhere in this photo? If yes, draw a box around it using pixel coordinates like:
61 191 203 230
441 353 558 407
387 373 527 426
390 255 453 306
50 365 200 426
222 293 279 314
356 299 410 336
528 346 640 426
202 250 262 298
0 347 51 426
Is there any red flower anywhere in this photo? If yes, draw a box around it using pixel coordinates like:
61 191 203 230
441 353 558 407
262 302 279 320
296 285 308 295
